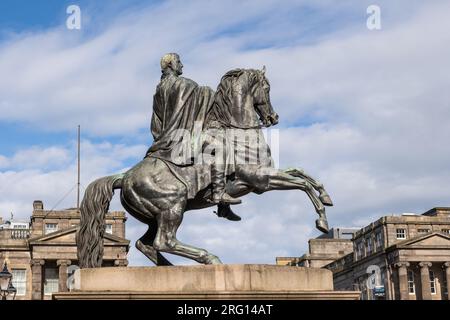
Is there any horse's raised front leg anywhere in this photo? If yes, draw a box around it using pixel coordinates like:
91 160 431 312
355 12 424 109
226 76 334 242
284 168 333 206
245 167 329 233
153 202 222 265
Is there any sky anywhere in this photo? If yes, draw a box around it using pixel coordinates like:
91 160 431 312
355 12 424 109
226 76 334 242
0 0 449 266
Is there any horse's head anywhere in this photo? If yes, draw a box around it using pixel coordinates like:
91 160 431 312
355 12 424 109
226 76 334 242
252 66 279 127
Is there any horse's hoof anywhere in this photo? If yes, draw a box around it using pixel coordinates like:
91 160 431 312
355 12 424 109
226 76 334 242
207 255 223 265
316 219 329 233
320 194 334 206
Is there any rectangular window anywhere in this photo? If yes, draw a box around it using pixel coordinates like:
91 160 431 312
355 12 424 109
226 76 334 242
418 228 429 234
375 232 383 249
444 276 448 297
356 242 364 259
105 224 113 235
44 267 59 295
429 271 436 294
366 238 373 255
11 269 27 296
396 228 406 239
407 270 415 294
44 223 58 235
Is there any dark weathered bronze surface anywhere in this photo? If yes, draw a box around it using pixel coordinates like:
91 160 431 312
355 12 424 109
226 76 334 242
77 54 333 268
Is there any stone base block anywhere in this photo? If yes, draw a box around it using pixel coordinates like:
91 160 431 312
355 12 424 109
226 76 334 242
53 264 360 300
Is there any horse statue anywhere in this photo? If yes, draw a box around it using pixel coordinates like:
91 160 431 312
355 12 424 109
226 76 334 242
76 67 333 268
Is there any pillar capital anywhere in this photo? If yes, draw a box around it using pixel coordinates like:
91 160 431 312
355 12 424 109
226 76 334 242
443 262 450 268
56 259 72 267
418 261 432 268
30 259 45 266
114 259 128 267
394 261 410 268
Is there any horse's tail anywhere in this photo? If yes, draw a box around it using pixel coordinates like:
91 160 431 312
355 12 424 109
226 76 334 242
76 174 124 268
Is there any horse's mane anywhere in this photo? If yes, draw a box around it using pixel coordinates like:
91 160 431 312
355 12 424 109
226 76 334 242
217 68 259 93
214 69 259 111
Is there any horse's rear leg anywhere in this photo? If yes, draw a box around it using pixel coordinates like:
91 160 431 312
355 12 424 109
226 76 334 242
136 219 173 266
284 168 333 206
153 203 222 265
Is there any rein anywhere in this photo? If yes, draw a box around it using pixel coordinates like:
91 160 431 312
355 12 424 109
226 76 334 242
216 118 266 130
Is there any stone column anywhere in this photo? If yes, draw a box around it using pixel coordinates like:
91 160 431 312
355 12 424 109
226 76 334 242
419 262 432 300
444 262 450 300
394 262 410 300
114 259 128 267
30 259 45 300
56 260 71 292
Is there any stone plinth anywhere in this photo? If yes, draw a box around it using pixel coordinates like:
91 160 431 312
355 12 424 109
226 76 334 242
53 264 360 300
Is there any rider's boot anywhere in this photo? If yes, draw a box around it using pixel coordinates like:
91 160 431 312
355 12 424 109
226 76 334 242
215 203 242 221
211 164 242 205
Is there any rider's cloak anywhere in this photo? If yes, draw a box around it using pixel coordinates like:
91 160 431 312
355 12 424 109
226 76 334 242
145 73 214 166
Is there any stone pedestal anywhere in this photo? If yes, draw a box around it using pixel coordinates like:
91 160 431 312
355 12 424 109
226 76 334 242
52 264 359 300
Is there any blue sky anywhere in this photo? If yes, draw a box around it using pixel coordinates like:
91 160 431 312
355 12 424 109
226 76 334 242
1 0 449 266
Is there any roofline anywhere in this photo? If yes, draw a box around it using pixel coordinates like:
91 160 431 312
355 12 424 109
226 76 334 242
422 207 450 215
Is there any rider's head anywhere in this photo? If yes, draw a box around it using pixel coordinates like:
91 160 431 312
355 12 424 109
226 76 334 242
161 53 183 76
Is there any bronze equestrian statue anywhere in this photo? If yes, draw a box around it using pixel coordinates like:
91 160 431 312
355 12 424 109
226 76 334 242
77 53 333 268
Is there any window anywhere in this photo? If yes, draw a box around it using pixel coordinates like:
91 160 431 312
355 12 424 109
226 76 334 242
44 267 59 295
366 238 373 255
396 228 406 239
429 271 436 294
45 223 58 235
444 276 448 297
407 270 415 294
375 232 383 249
418 229 429 234
105 224 113 235
11 269 27 296
356 242 364 259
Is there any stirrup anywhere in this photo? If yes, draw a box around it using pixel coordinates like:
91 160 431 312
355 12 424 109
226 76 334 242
212 193 242 205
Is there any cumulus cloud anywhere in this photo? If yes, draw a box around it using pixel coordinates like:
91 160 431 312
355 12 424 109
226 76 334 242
0 140 145 217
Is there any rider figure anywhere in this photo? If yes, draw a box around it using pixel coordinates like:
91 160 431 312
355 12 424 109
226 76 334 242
149 53 241 220
208 125 242 206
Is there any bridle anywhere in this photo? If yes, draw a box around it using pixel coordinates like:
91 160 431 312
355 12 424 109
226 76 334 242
216 70 273 130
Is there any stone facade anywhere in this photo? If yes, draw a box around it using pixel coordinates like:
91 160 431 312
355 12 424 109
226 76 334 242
276 227 359 268
0 200 130 300
326 207 450 300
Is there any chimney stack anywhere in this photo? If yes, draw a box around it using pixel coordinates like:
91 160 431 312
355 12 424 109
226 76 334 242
33 200 44 211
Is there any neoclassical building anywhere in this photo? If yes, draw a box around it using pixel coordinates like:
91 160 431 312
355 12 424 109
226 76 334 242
326 207 450 300
0 200 129 300
276 227 359 268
